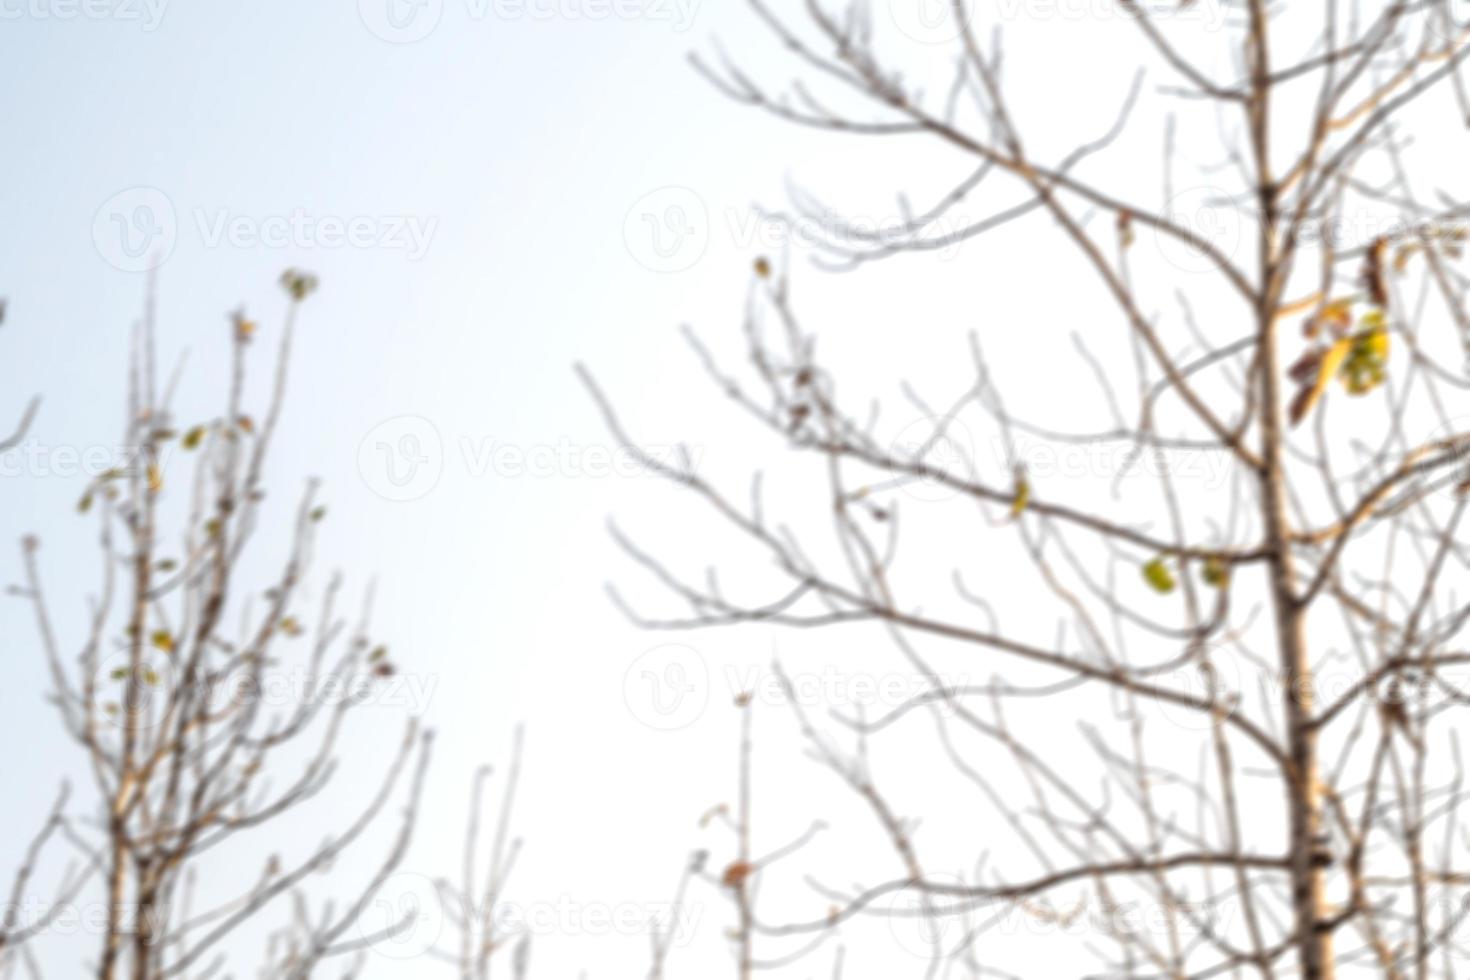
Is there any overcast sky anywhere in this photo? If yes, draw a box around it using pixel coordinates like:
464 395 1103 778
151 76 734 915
0 2 1397 976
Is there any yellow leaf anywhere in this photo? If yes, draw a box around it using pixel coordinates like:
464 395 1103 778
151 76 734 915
1306 298 1354 339
1367 329 1389 359
1394 243 1420 273
1010 477 1031 520
151 630 175 654
182 425 207 450
147 464 164 494
1289 338 1352 427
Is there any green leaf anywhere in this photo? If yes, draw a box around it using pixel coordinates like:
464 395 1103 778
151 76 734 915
1142 558 1176 594
1202 557 1229 588
280 269 320 302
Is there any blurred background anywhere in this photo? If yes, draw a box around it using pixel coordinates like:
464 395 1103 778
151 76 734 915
0 1 1346 975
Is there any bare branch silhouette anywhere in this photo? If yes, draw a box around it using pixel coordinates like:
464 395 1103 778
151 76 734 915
593 2 1470 976
8 273 436 980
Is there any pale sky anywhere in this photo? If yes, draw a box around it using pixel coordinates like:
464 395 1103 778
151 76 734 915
1 3 997 974
5 1 1458 977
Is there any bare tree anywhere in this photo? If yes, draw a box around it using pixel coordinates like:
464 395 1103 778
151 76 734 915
0 398 40 456
7 272 435 980
1 297 41 455
435 726 530 979
1 302 80 979
588 2 1470 977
